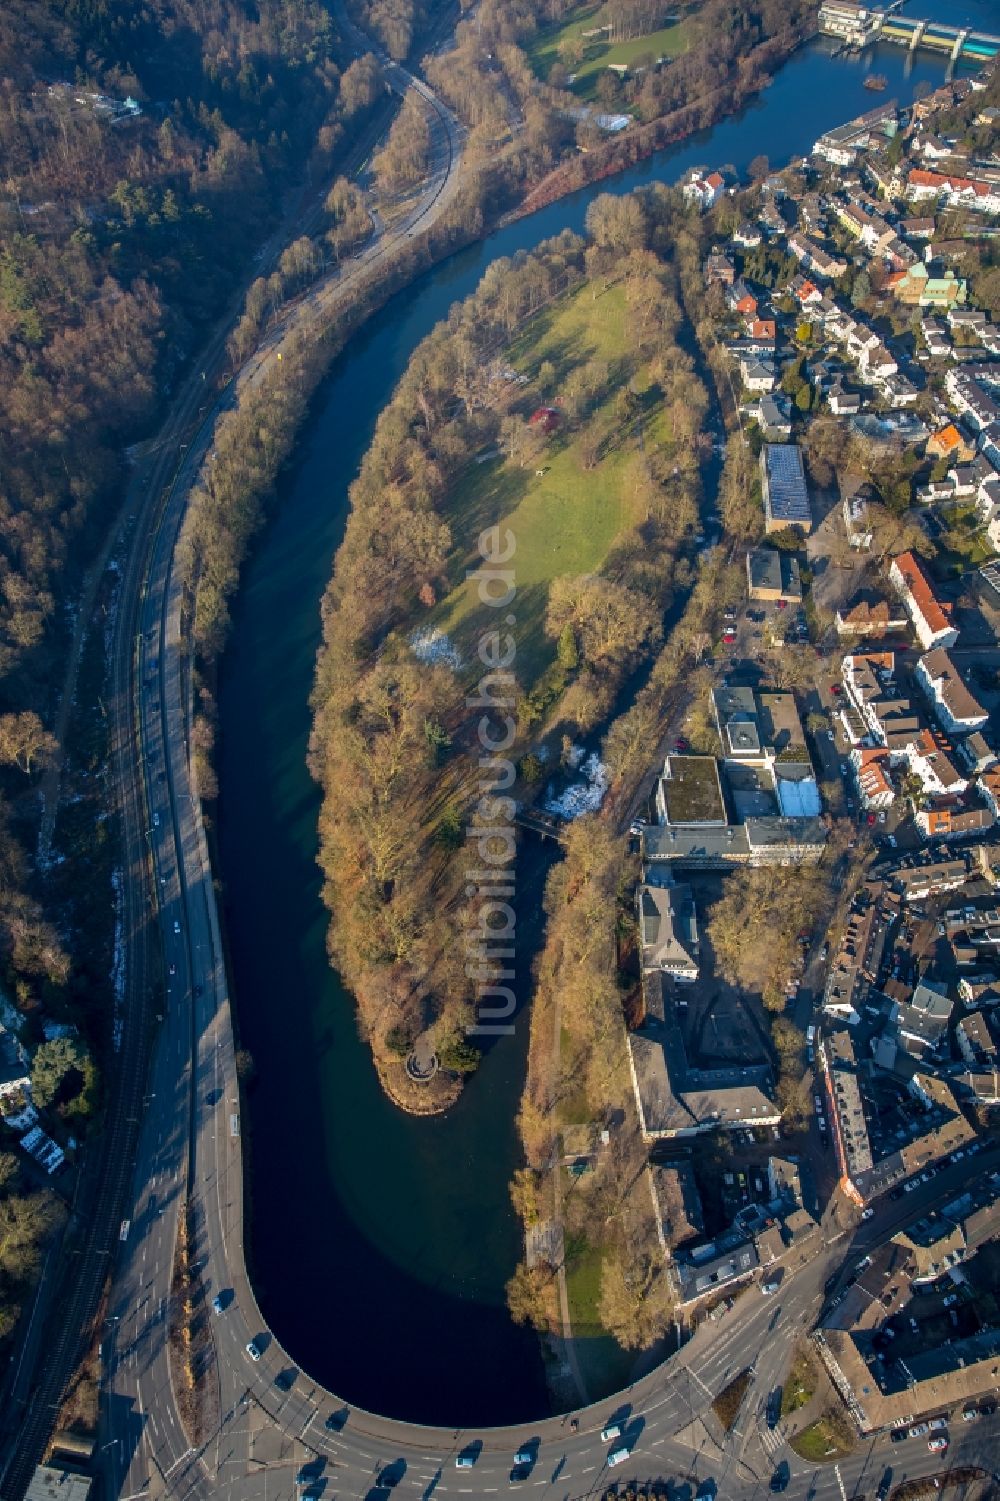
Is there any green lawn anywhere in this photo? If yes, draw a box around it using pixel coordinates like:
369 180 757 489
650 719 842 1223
790 1417 855 1463
429 282 659 686
564 1238 635 1396
527 3 691 100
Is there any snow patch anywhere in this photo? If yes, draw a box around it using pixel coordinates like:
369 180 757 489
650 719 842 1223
409 627 462 671
544 753 608 820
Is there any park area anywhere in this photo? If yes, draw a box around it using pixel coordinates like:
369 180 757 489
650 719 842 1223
527 2 691 99
425 278 677 688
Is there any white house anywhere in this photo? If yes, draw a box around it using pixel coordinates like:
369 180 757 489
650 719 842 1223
916 648 988 734
889 551 958 650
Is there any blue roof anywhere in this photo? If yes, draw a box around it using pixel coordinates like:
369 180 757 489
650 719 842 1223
763 444 811 525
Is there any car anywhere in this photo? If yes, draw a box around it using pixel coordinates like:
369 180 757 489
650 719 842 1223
878 811 887 823
831 683 842 695
211 1293 226 1315
928 1416 948 1431
119 1219 130 1242
962 1406 979 1421
903 1179 918 1193
877 1469 893 1501
600 1423 622 1443
173 920 181 935
827 730 835 741
152 811 160 828
943 1293 958 1308
770 1462 790 1493
908 1423 928 1438
814 1096 822 1112
455 1452 477 1469
168 963 176 976
921 1170 933 1183
777 599 787 610
862 1207 875 1221
928 1436 948 1452
607 1447 630 1468
514 1445 536 1467
762 1279 780 1295
890 1428 906 1444
817 1116 826 1132
246 1339 262 1361
840 762 848 776
887 833 897 847
766 1389 782 1428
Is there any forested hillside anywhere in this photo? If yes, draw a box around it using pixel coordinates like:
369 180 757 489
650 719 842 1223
0 0 382 1356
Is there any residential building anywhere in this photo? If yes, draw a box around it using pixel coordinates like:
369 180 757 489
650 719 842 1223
682 169 725 211
889 552 958 650
956 1010 997 1067
757 393 792 439
761 444 812 534
787 233 847 279
916 647 988 735
852 747 894 810
704 248 735 286
835 598 907 639
740 356 776 392
637 881 700 982
926 422 973 461
915 805 995 841
889 978 952 1056
747 548 802 604
843 488 873 549
0 1028 30 1103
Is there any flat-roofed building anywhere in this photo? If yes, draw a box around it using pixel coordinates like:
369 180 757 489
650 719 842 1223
746 548 802 603
761 444 812 534
654 755 727 827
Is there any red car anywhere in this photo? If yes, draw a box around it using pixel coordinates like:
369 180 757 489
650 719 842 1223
674 736 689 752
831 684 842 695
867 813 876 826
777 599 787 610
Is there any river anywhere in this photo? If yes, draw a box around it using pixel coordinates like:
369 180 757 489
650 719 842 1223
216 7 990 1425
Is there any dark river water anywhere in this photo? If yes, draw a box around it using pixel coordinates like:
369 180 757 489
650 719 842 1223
216 7 990 1425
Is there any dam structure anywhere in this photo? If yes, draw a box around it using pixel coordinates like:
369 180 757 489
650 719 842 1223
818 0 1000 62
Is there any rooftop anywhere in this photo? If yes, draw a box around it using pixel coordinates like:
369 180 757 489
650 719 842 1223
659 755 727 826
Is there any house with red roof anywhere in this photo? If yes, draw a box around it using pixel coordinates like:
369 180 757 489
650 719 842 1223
889 552 957 650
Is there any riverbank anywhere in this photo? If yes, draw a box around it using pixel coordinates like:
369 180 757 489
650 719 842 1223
217 26 976 1422
515 16 815 219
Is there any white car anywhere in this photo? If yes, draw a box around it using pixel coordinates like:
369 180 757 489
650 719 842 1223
827 730 835 741
607 1447 630 1467
173 919 181 935
246 1339 262 1361
862 1207 874 1221
600 1423 622 1443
